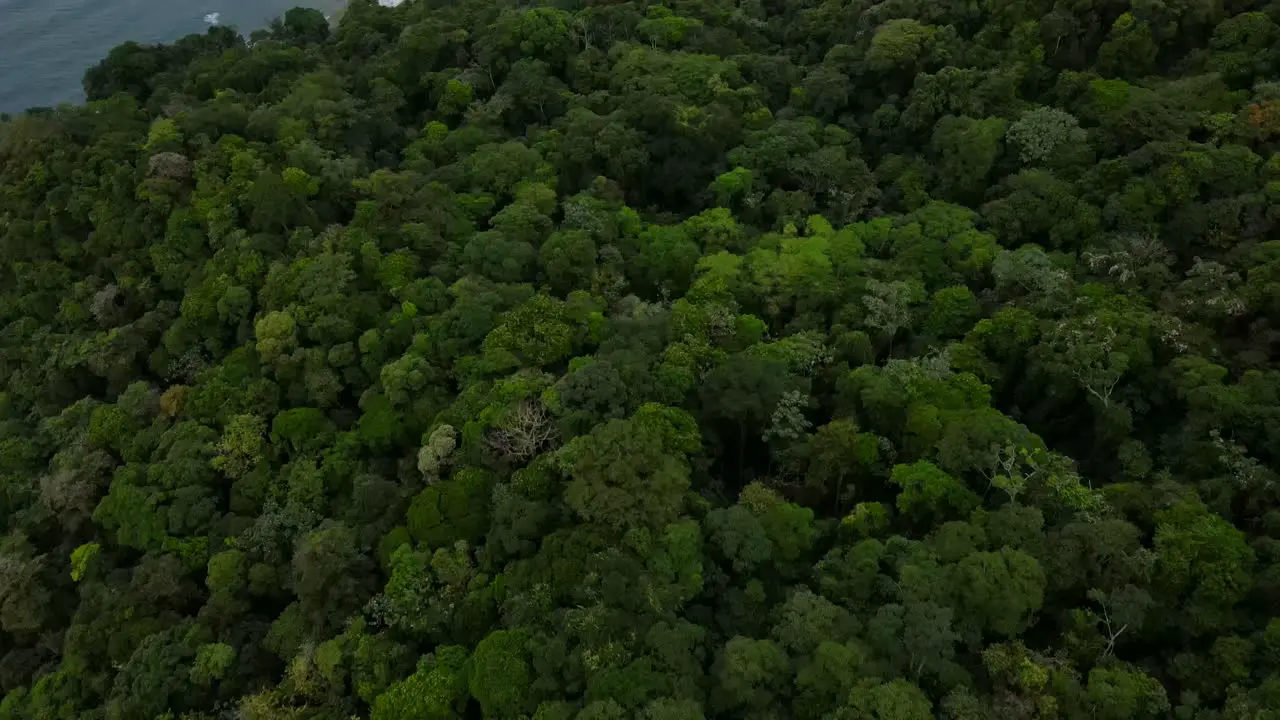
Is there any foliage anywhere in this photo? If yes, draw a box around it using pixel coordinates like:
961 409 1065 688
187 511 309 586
1 0 1279 718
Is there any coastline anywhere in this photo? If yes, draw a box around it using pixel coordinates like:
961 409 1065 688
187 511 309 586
0 0 356 112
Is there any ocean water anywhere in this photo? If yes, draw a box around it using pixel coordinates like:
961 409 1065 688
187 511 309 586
0 0 348 113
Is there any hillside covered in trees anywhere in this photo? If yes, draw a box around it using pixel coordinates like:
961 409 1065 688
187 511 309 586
3 0 1280 717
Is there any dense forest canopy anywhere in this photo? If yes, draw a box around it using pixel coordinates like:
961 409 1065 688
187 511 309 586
2 0 1280 717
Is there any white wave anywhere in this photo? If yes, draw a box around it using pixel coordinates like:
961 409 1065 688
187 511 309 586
377 0 403 6
203 12 220 25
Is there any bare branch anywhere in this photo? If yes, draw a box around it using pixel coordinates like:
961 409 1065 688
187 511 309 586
487 400 559 462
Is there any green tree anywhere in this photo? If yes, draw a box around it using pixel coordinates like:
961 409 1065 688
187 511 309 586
890 461 980 523
713 637 791 715
866 20 936 71
469 630 532 718
949 548 1046 640
930 115 1007 203
561 406 697 532
1154 502 1255 635
373 647 470 720
844 678 934 720
1006 107 1085 166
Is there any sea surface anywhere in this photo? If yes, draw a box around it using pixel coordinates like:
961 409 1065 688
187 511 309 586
0 0 351 113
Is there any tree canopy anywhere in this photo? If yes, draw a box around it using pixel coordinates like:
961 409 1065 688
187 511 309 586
3 0 1280 718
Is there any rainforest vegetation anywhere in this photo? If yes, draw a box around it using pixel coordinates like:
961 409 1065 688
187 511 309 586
3 0 1280 717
